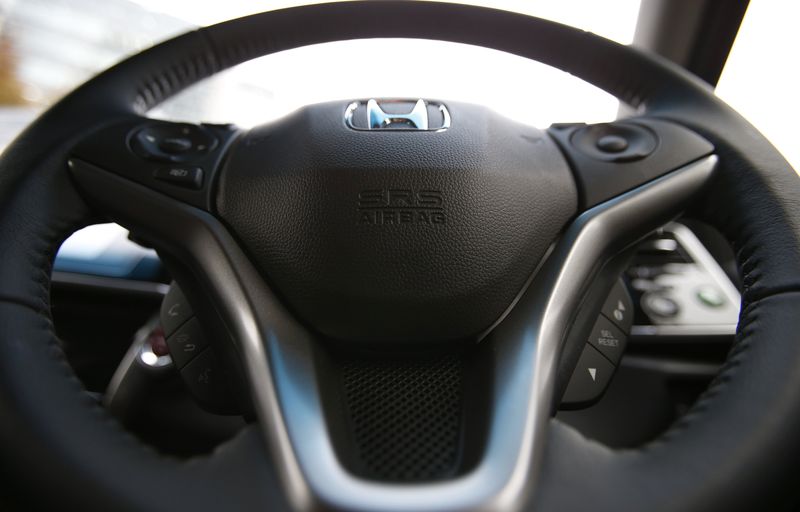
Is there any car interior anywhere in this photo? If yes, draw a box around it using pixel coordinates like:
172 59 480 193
1 1 799 511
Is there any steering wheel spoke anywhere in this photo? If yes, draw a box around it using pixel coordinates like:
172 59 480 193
3 2 800 511
69 116 239 212
548 117 714 209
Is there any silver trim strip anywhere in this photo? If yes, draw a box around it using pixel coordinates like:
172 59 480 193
104 316 173 411
52 271 169 296
263 155 717 511
668 223 741 309
70 154 716 512
632 323 736 337
622 355 722 377
628 221 740 338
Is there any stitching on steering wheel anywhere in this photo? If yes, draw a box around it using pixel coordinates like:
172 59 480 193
133 34 219 113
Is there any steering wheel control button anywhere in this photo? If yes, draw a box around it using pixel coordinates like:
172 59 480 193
601 280 634 332
587 315 628 365
181 348 233 412
160 284 193 336
153 166 204 189
595 134 629 153
547 118 714 208
129 123 218 164
571 123 657 162
71 118 239 211
166 318 209 369
562 344 615 407
158 137 192 154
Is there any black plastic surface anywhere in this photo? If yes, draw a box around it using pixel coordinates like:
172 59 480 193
130 123 218 163
548 118 714 208
72 118 238 210
559 275 635 410
218 100 577 344
167 317 208 369
181 348 237 414
154 166 204 189
561 344 615 407
573 123 657 162
160 283 193 336
601 279 634 332
586 315 628 365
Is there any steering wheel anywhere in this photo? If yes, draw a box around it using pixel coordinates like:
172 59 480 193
2 2 800 511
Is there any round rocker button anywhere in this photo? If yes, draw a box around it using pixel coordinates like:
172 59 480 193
571 122 657 162
129 122 218 163
158 137 192 154
596 134 628 153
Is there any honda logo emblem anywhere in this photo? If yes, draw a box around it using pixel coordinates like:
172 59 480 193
345 99 451 131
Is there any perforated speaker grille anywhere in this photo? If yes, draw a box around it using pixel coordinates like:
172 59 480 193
341 354 464 482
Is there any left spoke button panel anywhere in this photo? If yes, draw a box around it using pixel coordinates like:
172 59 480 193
159 282 238 414
166 318 209 369
70 118 239 210
160 283 193 336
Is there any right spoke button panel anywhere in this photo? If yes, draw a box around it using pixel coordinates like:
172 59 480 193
586 315 627 366
563 344 615 405
601 280 634 333
562 277 633 408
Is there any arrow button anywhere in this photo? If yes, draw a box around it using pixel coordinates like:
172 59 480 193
562 344 615 407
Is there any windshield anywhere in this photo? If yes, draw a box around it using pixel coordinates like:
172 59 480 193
0 0 641 151
2 1 796 171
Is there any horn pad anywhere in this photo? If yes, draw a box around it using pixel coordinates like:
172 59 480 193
217 100 577 345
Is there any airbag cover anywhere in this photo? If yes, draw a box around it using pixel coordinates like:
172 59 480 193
217 100 577 344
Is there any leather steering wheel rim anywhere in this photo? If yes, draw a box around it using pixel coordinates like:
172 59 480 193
1 2 800 511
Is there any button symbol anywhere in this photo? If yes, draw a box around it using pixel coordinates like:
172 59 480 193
597 329 620 347
167 303 181 317
588 368 597 381
198 368 212 385
183 343 196 352
613 300 626 322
